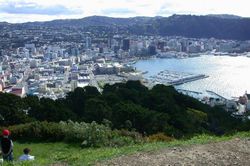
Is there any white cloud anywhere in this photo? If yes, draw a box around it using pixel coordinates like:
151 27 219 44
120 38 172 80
0 1 80 15
0 0 249 23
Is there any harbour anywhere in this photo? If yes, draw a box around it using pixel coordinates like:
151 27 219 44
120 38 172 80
134 55 250 99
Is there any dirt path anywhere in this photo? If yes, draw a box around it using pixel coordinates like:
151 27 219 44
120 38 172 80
97 138 250 166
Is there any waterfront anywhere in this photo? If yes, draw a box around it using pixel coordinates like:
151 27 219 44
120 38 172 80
134 55 250 99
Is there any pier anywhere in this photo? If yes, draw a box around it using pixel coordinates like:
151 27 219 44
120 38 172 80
148 70 208 86
206 90 229 101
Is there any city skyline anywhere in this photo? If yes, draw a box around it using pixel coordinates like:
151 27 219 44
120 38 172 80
0 0 249 23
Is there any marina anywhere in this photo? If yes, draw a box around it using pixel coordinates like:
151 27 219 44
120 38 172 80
148 70 208 86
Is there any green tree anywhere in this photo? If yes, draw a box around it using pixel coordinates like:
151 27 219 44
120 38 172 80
85 98 112 123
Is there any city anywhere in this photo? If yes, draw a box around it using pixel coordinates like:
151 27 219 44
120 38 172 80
1 21 250 119
0 0 250 164
1 23 250 99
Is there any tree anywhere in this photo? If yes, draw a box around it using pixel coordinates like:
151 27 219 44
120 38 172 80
84 98 112 123
65 87 86 116
0 93 32 125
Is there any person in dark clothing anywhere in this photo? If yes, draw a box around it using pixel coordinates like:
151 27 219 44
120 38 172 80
0 129 13 161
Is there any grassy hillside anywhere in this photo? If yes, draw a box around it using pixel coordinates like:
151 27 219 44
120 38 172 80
3 131 250 166
1 81 250 165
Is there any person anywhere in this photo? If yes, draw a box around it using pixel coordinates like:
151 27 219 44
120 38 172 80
19 148 35 161
0 129 13 161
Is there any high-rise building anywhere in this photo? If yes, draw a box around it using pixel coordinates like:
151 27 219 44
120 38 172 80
99 47 104 53
114 46 120 54
25 44 36 55
122 39 130 51
70 47 79 56
148 45 157 55
85 37 92 49
108 36 113 49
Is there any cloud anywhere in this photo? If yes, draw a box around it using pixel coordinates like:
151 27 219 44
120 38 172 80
0 1 80 15
157 6 198 16
0 0 249 23
101 8 136 15
156 5 174 16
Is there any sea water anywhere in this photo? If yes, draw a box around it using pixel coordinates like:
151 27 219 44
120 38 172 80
134 55 250 99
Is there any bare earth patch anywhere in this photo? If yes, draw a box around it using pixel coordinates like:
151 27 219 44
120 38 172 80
97 138 250 166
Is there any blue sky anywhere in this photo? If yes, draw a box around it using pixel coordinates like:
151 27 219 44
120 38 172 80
0 0 249 23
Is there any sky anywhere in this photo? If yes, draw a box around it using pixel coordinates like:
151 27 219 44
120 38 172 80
0 0 249 23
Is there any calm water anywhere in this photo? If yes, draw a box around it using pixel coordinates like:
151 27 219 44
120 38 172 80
134 55 250 99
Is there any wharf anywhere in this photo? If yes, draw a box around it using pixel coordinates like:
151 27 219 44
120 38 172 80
148 70 208 86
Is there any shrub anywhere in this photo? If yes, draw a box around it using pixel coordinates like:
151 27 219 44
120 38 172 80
114 129 144 143
147 133 174 142
3 121 143 148
60 120 113 147
6 121 64 142
109 136 135 147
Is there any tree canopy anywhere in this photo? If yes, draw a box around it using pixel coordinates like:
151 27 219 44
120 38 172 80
0 81 248 138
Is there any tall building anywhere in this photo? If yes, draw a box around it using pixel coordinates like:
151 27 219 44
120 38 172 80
70 47 79 56
122 39 130 51
85 37 92 49
25 44 36 55
148 45 157 55
108 36 113 49
114 46 120 54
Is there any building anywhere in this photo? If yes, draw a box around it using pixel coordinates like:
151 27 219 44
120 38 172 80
95 63 119 75
30 60 38 68
187 44 201 53
122 39 130 51
85 37 92 49
71 80 78 91
0 79 4 92
10 86 26 97
148 45 157 55
0 84 2 92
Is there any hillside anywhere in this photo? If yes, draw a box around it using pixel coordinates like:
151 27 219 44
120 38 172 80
98 137 250 166
1 81 250 165
2 81 249 139
5 132 250 165
11 14 250 40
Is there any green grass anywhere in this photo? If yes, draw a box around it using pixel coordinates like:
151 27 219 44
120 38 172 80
2 131 250 166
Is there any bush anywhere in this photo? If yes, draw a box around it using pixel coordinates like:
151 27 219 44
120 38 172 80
6 121 64 142
3 121 143 148
60 120 113 147
147 133 174 142
109 136 136 147
115 129 144 143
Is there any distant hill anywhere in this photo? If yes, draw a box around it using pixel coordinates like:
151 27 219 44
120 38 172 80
8 14 250 40
206 14 243 19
